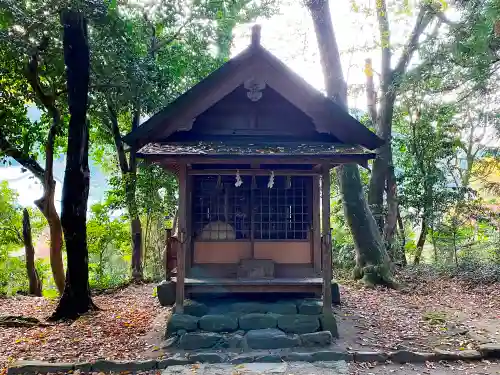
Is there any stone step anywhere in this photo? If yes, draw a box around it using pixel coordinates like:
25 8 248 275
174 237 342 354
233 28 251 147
245 328 300 349
166 311 335 337
172 329 333 350
244 329 333 350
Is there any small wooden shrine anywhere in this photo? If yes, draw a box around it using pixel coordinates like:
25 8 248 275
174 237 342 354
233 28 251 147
124 26 382 313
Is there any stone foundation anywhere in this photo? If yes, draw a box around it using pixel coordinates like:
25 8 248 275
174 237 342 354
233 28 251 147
165 299 338 351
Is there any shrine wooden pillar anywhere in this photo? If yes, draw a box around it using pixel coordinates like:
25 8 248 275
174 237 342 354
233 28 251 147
321 166 332 314
313 174 322 274
175 163 187 313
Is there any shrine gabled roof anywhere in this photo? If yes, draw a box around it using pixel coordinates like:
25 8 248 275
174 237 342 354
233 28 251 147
137 141 375 159
124 26 383 151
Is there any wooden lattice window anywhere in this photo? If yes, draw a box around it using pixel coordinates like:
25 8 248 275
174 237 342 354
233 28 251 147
192 175 311 241
193 176 250 240
253 176 311 240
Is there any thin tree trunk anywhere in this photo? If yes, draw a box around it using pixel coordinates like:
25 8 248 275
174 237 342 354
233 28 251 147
143 213 151 274
453 229 458 266
25 40 66 294
431 228 438 263
413 217 428 265
383 164 399 256
306 0 394 287
129 107 143 281
107 103 143 281
23 209 42 296
396 207 407 266
35 186 64 294
367 3 434 234
0 130 64 294
50 9 96 320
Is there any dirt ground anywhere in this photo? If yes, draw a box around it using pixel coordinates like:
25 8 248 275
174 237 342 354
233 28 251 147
338 278 500 353
1 277 499 374
349 361 500 375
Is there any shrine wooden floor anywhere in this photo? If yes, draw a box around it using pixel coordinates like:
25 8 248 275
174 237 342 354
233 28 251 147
172 277 323 297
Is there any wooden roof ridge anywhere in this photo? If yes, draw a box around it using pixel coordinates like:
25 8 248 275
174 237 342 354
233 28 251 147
123 25 383 150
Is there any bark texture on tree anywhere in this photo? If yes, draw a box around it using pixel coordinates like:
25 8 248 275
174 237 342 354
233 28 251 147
35 181 64 294
306 0 395 287
338 165 394 285
23 209 42 296
50 9 95 320
413 218 428 265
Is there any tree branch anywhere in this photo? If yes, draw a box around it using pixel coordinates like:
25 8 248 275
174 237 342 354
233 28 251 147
107 101 129 174
393 6 435 78
377 0 392 88
433 10 457 27
0 115 45 182
24 37 61 198
150 18 191 54
365 58 378 124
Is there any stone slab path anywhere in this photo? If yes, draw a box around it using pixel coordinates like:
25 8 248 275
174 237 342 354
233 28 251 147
159 362 500 375
156 361 500 375
161 361 349 375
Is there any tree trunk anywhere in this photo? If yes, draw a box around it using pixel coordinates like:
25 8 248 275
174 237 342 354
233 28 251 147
383 164 399 259
453 229 458 266
396 207 407 266
431 228 438 263
366 0 393 233
23 209 42 296
367 93 396 233
413 218 428 265
338 165 393 285
306 0 394 287
107 104 143 281
50 9 95 320
367 3 433 235
129 108 143 282
0 131 64 294
24 41 66 294
35 189 64 294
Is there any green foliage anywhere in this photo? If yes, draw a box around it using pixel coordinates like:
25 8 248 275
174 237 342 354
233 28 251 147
422 310 448 325
137 164 177 279
0 181 47 295
86 0 278 282
329 170 356 269
393 100 460 228
0 0 70 160
400 262 500 284
87 202 130 289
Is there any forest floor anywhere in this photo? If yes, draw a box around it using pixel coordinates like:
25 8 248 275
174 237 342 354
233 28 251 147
338 275 500 353
0 273 499 374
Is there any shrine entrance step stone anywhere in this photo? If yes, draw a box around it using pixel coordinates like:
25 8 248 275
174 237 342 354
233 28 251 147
239 313 277 330
244 328 300 349
237 259 275 279
277 314 320 334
